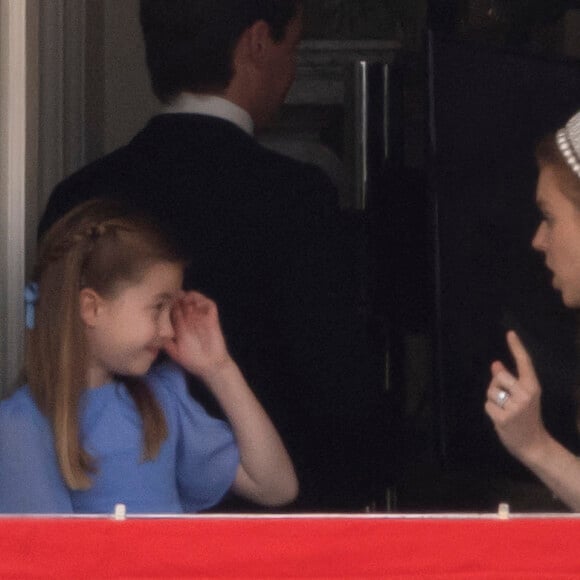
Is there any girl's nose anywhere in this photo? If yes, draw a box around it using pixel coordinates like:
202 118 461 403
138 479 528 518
159 311 175 340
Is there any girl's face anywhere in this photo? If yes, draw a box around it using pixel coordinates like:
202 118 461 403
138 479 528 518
532 166 580 308
84 261 184 387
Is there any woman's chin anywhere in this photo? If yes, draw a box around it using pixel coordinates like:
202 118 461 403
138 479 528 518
559 288 580 309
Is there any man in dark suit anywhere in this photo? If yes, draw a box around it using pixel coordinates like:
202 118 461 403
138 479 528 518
39 0 390 511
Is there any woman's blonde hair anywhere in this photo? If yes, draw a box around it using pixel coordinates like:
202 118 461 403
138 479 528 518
26 198 186 490
536 134 580 210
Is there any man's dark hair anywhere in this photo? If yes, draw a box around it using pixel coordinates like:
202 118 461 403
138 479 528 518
140 0 301 103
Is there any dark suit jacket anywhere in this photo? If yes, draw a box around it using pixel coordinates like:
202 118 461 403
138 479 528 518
39 114 390 511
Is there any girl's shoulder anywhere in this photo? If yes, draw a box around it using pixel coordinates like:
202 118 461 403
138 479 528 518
145 361 191 406
1 385 37 413
0 386 45 428
144 362 217 422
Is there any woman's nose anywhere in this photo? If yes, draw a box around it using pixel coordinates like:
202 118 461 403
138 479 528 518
532 222 546 252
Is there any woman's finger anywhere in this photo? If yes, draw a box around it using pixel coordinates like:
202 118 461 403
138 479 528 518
506 330 535 382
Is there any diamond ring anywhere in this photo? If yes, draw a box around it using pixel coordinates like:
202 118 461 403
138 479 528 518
496 389 511 409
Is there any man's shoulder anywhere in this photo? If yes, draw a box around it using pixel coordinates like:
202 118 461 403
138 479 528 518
38 122 159 237
56 142 137 192
38 147 128 238
40 114 340 234
252 141 337 196
54 114 333 191
51 115 183 192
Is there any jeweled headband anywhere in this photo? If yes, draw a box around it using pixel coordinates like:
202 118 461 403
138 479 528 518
556 110 580 180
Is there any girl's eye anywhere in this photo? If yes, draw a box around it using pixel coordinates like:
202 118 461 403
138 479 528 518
152 302 166 318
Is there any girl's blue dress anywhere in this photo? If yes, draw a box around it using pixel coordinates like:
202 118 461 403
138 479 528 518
0 363 239 514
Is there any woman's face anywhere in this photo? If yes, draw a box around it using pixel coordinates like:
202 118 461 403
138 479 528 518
532 165 580 308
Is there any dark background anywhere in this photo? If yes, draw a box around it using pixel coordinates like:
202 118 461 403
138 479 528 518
301 0 580 511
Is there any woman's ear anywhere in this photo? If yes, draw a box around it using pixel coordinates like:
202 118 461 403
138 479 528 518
79 288 103 328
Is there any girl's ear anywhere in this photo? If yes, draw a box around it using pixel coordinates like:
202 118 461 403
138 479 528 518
79 288 103 328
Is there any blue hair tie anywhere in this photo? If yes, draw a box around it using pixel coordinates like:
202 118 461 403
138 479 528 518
24 282 39 330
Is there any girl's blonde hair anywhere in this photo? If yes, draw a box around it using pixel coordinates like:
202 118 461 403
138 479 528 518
26 198 186 490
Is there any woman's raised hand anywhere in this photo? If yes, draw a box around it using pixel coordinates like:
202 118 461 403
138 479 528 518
485 330 549 462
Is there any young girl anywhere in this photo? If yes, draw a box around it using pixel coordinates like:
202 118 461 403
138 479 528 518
0 199 298 513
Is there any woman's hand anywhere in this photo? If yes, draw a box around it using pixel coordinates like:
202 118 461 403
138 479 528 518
485 330 549 462
164 291 232 382
484 330 580 511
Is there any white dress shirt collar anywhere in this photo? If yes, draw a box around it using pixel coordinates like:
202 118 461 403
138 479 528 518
162 93 254 136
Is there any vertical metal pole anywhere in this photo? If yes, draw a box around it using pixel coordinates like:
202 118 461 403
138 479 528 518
383 63 390 162
354 60 368 211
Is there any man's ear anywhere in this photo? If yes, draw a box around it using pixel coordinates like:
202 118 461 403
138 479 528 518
79 288 104 328
242 19 274 66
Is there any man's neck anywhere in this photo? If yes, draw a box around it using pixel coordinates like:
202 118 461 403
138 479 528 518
162 93 254 135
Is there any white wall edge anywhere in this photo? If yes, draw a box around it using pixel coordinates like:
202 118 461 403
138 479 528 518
0 0 27 392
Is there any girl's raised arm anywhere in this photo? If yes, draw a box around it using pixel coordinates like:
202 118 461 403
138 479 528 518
164 291 298 506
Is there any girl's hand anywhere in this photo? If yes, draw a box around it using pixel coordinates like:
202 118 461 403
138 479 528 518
484 330 549 462
164 291 232 381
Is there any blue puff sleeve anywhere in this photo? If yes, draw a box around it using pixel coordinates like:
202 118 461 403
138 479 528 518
0 388 73 513
148 364 240 512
